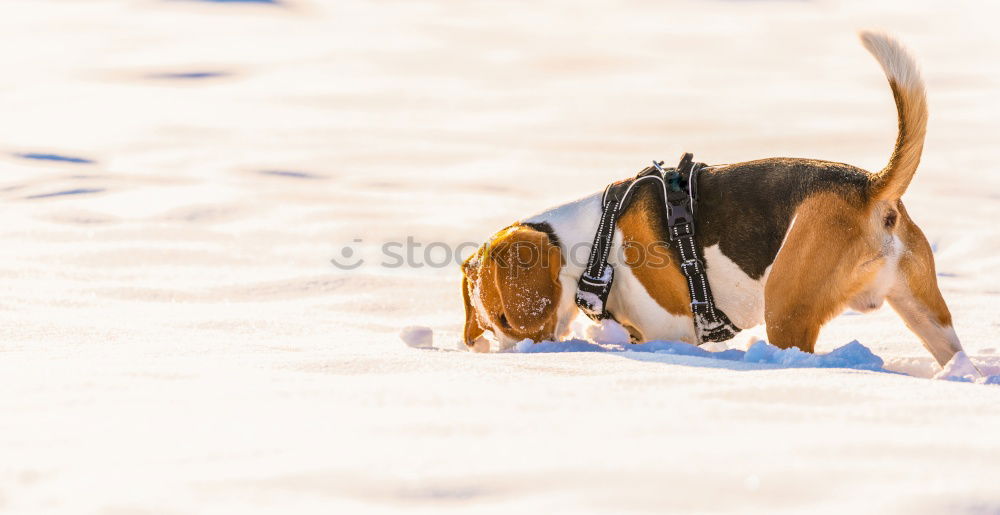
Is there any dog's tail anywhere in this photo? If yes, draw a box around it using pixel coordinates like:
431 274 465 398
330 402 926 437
860 31 928 200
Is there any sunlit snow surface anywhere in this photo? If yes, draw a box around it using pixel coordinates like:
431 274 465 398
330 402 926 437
3 0 1000 513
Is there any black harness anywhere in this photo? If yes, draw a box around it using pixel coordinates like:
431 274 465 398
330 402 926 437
574 153 740 344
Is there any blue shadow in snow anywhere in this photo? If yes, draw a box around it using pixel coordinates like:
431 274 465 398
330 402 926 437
25 188 105 200
14 153 94 164
515 339 887 373
259 170 325 180
420 337 997 384
146 71 231 80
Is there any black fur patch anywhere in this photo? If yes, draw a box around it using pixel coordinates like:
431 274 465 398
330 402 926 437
521 221 562 254
696 158 872 279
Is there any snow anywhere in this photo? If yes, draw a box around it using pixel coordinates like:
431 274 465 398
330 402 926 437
399 325 435 350
574 290 604 314
3 0 1000 513
582 317 631 345
934 351 1000 385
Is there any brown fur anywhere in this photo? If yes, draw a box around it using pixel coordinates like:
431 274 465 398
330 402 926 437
617 189 691 319
461 267 485 345
765 190 958 365
462 225 562 347
765 193 887 352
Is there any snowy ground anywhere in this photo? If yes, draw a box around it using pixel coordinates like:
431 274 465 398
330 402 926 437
2 0 1000 513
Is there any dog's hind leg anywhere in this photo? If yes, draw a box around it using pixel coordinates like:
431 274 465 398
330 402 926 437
886 206 964 367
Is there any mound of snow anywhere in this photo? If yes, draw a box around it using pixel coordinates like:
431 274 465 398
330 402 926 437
933 351 1000 384
933 351 979 382
584 319 631 345
743 340 884 370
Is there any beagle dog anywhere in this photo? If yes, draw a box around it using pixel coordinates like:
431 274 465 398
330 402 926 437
461 32 965 367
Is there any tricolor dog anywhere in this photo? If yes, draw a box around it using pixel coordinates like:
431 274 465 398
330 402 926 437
461 32 965 367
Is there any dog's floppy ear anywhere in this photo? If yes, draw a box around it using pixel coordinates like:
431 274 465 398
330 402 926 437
461 254 485 347
487 226 562 335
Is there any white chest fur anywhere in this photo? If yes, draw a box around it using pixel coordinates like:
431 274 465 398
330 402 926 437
702 244 769 330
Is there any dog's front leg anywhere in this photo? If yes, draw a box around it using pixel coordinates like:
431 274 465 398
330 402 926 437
763 267 842 353
762 196 858 353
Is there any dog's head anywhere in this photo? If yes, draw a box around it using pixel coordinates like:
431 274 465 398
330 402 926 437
461 224 563 351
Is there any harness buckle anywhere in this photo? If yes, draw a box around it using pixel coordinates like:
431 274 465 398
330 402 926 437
667 195 692 223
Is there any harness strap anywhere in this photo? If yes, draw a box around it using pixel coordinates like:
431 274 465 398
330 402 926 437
574 187 622 319
664 156 740 343
574 153 740 344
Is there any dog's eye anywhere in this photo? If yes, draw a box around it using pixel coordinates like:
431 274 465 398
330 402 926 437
884 210 898 229
498 313 511 330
